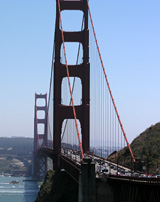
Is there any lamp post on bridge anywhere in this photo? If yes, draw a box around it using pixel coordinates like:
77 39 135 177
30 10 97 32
156 161 159 174
105 150 109 159
142 153 155 176
98 148 102 172
131 155 133 175
93 147 96 156
150 159 159 175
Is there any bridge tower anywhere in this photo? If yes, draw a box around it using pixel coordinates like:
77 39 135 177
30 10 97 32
53 0 90 170
33 93 48 179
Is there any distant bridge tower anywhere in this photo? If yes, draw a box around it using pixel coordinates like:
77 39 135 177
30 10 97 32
33 93 48 179
53 0 90 170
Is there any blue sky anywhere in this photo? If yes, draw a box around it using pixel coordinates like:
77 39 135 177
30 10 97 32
0 0 160 144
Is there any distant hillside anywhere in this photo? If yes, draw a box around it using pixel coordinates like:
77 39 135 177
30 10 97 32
0 137 33 175
0 137 33 156
109 123 160 174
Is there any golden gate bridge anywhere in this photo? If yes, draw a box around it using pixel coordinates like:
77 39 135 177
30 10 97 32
33 1 160 201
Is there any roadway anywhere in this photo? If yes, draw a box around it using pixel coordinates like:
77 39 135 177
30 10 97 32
61 148 131 176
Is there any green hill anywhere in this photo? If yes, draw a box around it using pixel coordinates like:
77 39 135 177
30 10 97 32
109 122 160 174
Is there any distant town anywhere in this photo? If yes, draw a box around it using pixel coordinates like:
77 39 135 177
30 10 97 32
0 137 33 176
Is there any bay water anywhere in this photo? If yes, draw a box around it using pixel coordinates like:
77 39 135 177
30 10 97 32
0 176 40 202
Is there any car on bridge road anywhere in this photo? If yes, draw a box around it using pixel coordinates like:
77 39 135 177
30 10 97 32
102 168 109 173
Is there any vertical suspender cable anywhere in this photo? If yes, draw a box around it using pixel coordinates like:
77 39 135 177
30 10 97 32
109 100 111 170
46 18 56 143
86 0 135 162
